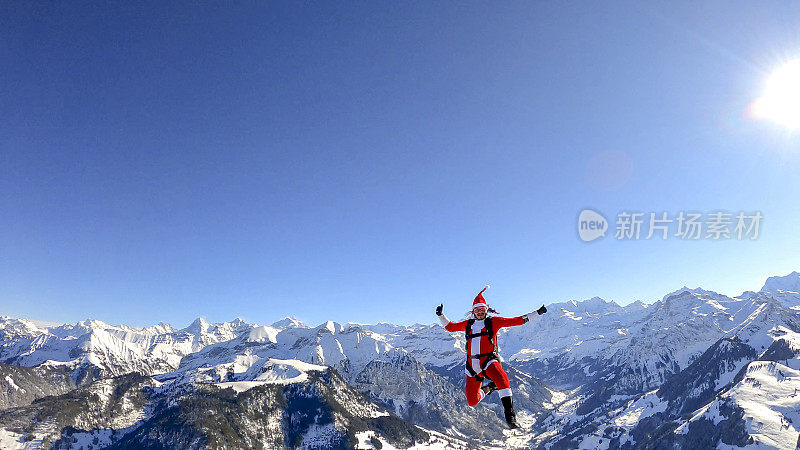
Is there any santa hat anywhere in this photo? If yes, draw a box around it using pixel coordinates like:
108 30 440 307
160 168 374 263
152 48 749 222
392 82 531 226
472 285 490 309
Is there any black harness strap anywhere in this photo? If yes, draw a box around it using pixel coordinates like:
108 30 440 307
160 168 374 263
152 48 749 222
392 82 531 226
468 352 496 359
465 361 479 377
465 331 490 339
465 317 499 377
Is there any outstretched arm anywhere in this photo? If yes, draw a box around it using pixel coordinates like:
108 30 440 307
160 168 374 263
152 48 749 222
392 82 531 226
521 305 548 323
436 304 466 332
493 305 548 328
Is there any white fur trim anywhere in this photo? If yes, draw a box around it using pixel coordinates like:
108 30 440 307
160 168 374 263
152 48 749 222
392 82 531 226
439 314 450 327
482 359 501 372
497 388 512 398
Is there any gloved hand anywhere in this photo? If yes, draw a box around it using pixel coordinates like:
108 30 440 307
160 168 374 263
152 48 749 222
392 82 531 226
436 304 443 316
536 304 547 315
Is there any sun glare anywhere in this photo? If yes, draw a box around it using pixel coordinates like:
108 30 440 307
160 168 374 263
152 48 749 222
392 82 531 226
750 59 800 129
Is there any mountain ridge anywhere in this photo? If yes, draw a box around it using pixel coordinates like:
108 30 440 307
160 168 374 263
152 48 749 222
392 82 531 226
2 270 800 448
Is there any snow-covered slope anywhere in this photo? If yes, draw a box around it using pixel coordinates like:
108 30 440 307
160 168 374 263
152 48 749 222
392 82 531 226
757 270 800 308
169 320 402 382
666 299 800 449
559 291 800 449
0 362 460 449
0 363 76 410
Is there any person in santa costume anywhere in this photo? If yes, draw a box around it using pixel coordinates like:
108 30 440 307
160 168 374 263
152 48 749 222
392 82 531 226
435 285 547 429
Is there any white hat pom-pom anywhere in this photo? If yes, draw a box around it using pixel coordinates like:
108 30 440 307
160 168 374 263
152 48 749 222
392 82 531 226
485 284 490 290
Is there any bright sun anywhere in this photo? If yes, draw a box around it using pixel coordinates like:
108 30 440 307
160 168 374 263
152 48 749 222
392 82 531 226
750 59 800 130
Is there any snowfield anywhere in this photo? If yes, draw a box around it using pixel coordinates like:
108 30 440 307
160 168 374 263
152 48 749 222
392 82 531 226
215 358 327 392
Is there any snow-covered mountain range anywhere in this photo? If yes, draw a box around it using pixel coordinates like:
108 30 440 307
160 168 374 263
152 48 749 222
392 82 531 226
1 270 799 449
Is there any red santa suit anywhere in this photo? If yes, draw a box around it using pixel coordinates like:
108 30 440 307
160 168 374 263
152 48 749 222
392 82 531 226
438 287 537 407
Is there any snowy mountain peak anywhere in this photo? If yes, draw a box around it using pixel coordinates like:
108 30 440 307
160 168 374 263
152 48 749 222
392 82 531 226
560 296 621 315
76 318 112 330
271 316 306 329
0 316 48 340
581 296 619 310
151 322 175 333
185 317 210 334
726 294 800 351
625 299 649 310
761 271 800 293
117 322 176 335
757 271 800 307
661 286 724 302
315 320 344 334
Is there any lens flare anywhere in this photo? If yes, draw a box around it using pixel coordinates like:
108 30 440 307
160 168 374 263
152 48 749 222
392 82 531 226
750 59 800 129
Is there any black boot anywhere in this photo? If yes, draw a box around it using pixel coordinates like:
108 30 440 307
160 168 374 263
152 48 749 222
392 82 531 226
481 380 497 396
501 396 519 429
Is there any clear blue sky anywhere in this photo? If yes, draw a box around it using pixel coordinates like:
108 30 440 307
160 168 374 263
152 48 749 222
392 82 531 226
2 1 799 328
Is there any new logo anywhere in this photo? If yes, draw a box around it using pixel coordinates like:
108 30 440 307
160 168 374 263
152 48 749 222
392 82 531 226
578 209 608 242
